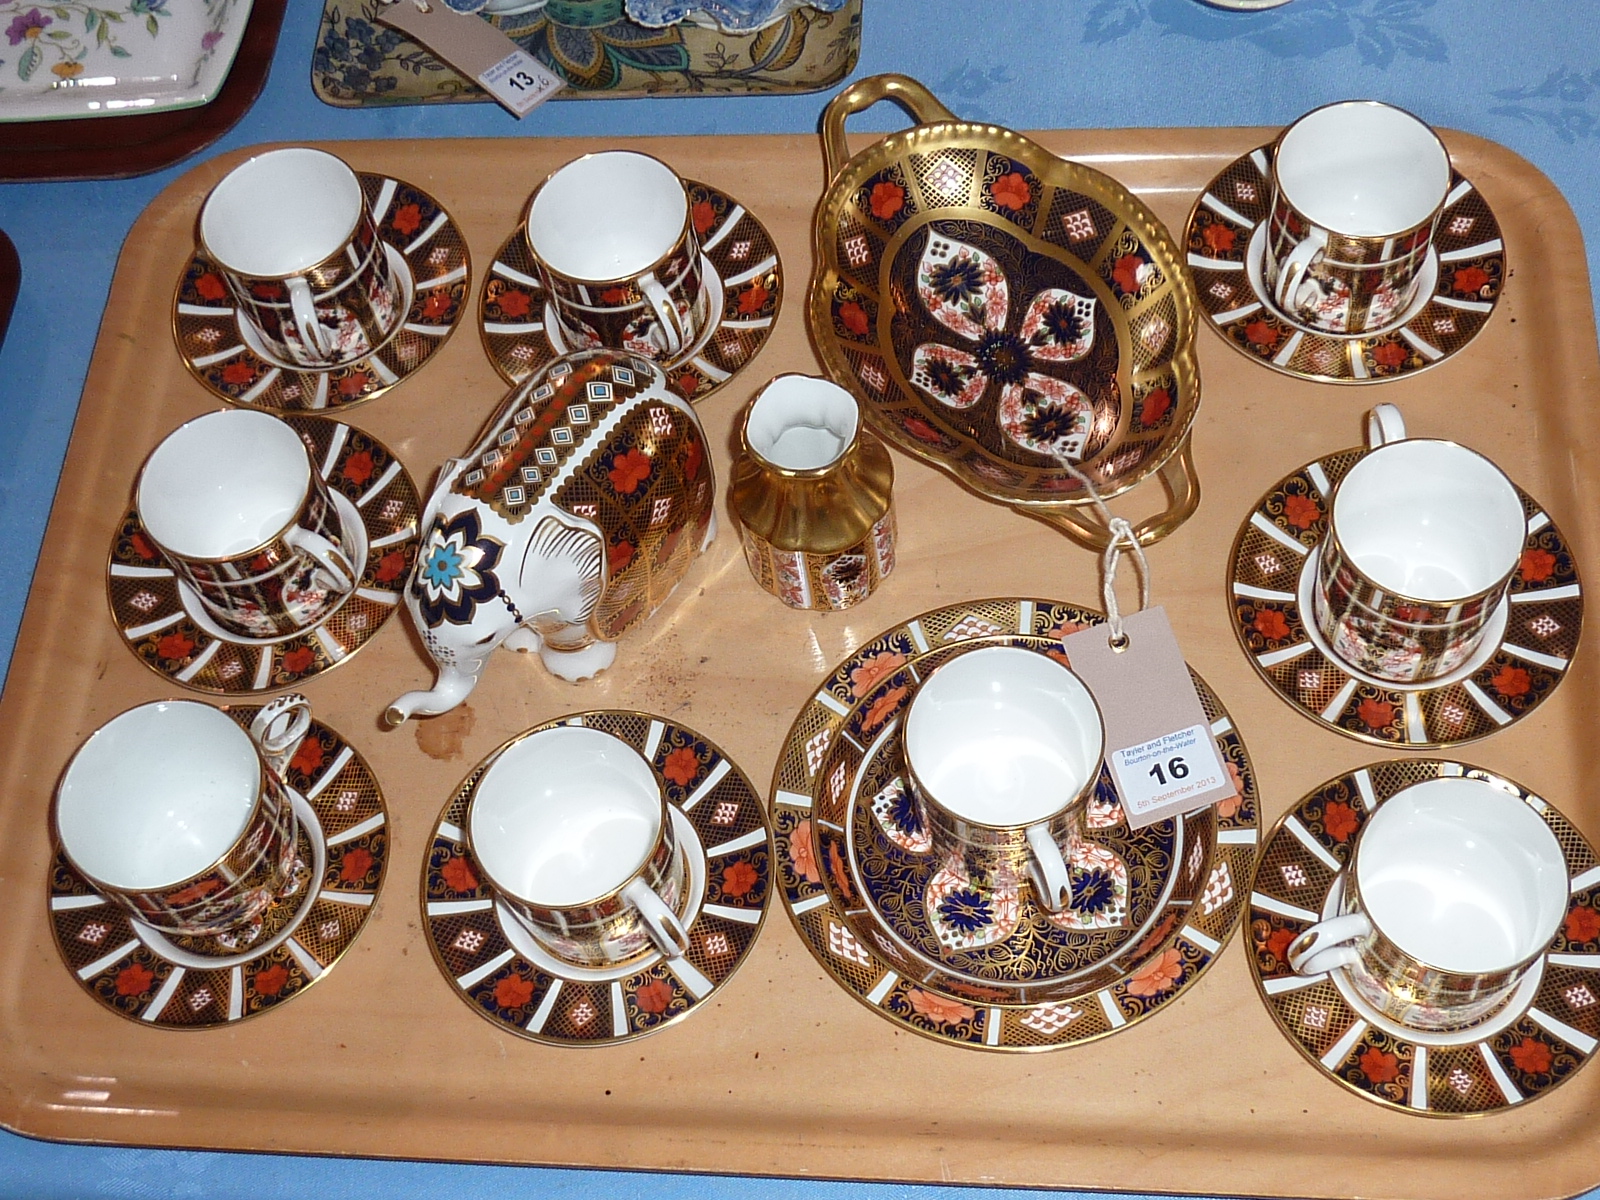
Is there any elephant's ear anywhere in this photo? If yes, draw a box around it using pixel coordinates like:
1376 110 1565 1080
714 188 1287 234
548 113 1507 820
520 513 605 627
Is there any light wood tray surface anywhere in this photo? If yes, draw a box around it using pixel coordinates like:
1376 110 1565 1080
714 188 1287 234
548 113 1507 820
1 130 1596 1200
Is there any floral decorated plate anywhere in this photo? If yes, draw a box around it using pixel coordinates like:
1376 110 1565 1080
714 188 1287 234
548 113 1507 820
772 597 1261 1051
0 0 253 123
809 75 1202 553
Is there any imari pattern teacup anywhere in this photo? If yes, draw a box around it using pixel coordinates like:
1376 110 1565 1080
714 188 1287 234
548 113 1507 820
1265 101 1451 334
137 409 360 640
1311 405 1526 683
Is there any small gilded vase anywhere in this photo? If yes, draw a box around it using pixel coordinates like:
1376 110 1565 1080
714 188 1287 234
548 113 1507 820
731 374 895 611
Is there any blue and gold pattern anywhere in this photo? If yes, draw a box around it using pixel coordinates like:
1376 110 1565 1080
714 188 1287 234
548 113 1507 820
411 510 508 629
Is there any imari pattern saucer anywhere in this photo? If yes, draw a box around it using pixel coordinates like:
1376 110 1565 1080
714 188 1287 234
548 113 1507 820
1249 760 1600 1116
49 709 387 1029
1186 146 1504 384
479 180 782 403
174 174 470 411
108 417 421 695
772 598 1261 1051
422 711 771 1046
1229 448 1581 747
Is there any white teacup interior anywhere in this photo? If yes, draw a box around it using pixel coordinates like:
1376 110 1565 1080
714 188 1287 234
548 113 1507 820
471 726 663 907
139 409 311 559
56 701 262 890
904 646 1103 827
747 375 859 471
200 147 364 277
1333 439 1525 601
527 151 687 283
1357 777 1567 974
1277 101 1450 237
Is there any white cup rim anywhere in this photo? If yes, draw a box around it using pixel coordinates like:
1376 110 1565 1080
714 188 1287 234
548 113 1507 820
199 147 365 280
525 150 690 286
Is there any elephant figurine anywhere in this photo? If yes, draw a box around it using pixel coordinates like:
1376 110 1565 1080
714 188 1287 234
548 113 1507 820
385 350 716 725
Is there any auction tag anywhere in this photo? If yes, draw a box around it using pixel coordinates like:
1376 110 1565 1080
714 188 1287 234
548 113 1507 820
376 2 563 118
1061 607 1235 829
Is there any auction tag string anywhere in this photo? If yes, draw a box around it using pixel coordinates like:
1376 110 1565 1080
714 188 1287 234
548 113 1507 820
1056 458 1149 649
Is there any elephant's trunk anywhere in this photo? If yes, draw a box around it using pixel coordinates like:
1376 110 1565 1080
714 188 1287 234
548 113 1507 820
384 665 481 727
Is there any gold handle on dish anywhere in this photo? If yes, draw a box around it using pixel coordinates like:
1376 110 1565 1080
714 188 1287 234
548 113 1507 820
819 73 959 186
1034 434 1201 552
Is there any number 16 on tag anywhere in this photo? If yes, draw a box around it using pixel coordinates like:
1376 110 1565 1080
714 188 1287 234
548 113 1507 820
1110 723 1228 824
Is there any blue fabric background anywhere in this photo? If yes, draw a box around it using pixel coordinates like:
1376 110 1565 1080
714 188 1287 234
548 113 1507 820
1 0 1597 1194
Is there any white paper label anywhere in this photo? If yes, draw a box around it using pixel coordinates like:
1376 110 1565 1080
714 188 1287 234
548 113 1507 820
1109 722 1228 823
478 50 563 116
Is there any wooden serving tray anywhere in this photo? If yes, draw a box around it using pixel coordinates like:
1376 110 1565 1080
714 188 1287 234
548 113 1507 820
0 129 1596 1200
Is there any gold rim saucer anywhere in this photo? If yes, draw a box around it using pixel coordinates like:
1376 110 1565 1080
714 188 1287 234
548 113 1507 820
1186 146 1504 384
771 597 1261 1051
1248 759 1600 1116
421 710 772 1047
174 173 470 411
48 708 388 1028
108 417 420 695
479 179 782 403
1228 447 1581 747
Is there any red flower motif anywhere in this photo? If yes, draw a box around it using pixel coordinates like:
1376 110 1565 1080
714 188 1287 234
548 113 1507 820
1253 609 1290 641
495 975 534 1009
342 450 374 486
1283 494 1321 530
663 746 700 787
862 685 908 731
675 372 701 397
683 434 704 482
1264 925 1296 966
441 855 479 893
1245 319 1278 347
1520 548 1557 583
281 645 316 675
115 962 154 996
1492 665 1532 698
1564 906 1600 942
1393 604 1431 622
849 650 906 699
991 171 1032 211
721 860 759 898
254 963 291 997
826 838 853 902
869 181 905 221
1139 388 1172 428
738 283 769 315
692 199 717 236
1373 342 1408 369
608 540 636 575
130 531 159 561
339 846 373 884
1201 223 1237 254
599 286 631 305
790 818 820 884
1453 265 1490 295
195 272 227 301
497 288 532 318
220 361 257 386
1218 760 1244 819
1112 254 1145 295
156 631 195 660
166 877 220 905
1323 800 1359 842
635 978 675 1014
375 549 408 583
1357 698 1394 731
608 447 652 494
1358 1046 1400 1083
1510 1037 1553 1075
290 737 325 776
907 988 976 1025
251 281 285 300
391 203 423 237
1127 947 1184 997
421 292 453 320
903 416 943 443
839 300 870 337
337 372 371 398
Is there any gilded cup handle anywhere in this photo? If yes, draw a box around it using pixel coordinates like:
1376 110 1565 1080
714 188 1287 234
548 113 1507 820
286 276 333 360
624 877 690 960
1366 403 1407 449
820 73 959 186
1035 433 1201 552
250 693 313 779
1287 912 1370 977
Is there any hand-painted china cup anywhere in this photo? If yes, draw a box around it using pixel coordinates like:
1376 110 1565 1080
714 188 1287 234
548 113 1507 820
1287 773 1566 1030
137 409 360 640
52 695 311 937
902 645 1105 913
1312 404 1525 683
467 725 691 967
199 146 404 370
524 151 711 365
1265 100 1451 334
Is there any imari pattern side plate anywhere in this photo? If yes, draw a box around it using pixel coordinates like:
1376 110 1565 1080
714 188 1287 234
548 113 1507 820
48 708 387 1029
1229 448 1581 747
1248 760 1600 1116
108 417 421 695
772 598 1261 1051
174 173 470 411
480 180 782 404
422 711 771 1047
1186 146 1505 384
